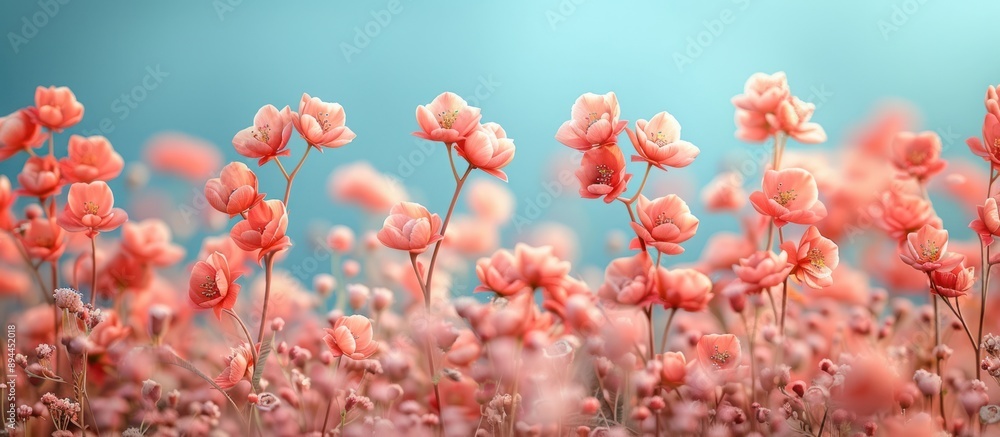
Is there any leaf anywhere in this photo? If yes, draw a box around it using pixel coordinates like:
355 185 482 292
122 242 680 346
157 346 240 413
252 335 272 392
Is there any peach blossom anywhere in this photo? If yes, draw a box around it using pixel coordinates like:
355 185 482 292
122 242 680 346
696 334 742 371
768 97 827 144
17 218 66 261
56 181 128 238
630 194 700 255
891 131 945 181
232 104 294 165
780 226 839 289
292 93 356 149
0 109 46 160
87 312 131 355
0 176 14 231
555 92 627 150
898 224 964 272
525 222 580 262
59 135 124 183
100 251 153 293
204 162 264 217
970 196 1000 245
626 112 700 170
467 179 514 224
17 155 61 198
650 267 713 312
576 144 631 203
229 199 291 261
987 84 1000 120
413 92 482 143
597 252 654 306
214 343 255 389
326 225 355 253
475 249 529 296
658 352 687 387
701 172 746 212
967 113 1000 168
328 162 408 213
189 251 241 320
931 263 975 298
143 133 222 181
697 232 756 273
0 266 29 298
733 250 793 294
749 168 827 227
869 190 941 241
376 202 442 254
455 124 515 181
513 243 571 290
121 219 185 266
323 315 378 360
731 72 790 115
198 234 253 277
807 263 871 306
27 86 84 131
444 218 500 255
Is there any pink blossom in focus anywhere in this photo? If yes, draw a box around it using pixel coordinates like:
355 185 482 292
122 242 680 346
696 334 742 371
232 104 294 166
413 92 482 143
56 181 128 238
626 112 700 170
630 194 700 255
229 199 291 262
376 202 442 254
556 92 627 150
455 123 515 181
27 86 84 131
650 267 713 312
214 343 255 389
323 315 378 360
898 224 964 272
733 250 793 294
575 144 631 203
780 226 839 289
0 109 47 160
292 93 356 149
204 162 264 217
749 168 827 227
930 263 975 298
597 252 654 306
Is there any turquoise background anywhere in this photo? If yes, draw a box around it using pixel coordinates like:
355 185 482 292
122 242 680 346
2 1 998 290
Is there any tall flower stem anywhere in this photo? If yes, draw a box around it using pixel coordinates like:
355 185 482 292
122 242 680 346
410 253 445 437
933 294 947 428
89 236 97 305
423 159 472 299
978 169 998 379
644 306 655 361
279 146 312 208
256 254 275 343
658 308 677 354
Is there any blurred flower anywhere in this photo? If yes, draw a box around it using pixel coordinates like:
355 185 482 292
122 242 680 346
143 133 223 181
869 189 941 241
513 243 570 290
701 172 745 212
60 135 124 183
328 162 408 213
17 155 62 198
17 218 66 261
475 249 529 296
323 315 378 360
467 179 514 224
121 219 185 266
733 250 792 294
27 86 84 131
0 109 46 160
597 251 654 306
650 267 713 312
891 131 946 182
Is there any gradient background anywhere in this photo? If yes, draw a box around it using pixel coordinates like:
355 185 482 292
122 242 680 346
2 1 999 292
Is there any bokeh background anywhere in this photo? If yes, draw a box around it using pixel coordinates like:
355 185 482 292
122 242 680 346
2 1 999 294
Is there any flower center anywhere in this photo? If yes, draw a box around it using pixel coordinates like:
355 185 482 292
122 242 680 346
808 248 825 268
772 183 797 207
993 138 1000 152
438 110 459 129
907 149 927 165
710 345 731 368
595 165 613 186
80 153 95 166
587 112 601 128
655 212 674 226
199 274 220 298
316 112 333 132
252 124 271 143
83 201 99 215
649 131 670 147
919 239 941 262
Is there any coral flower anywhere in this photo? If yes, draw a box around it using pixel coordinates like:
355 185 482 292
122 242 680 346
701 172 746 212
121 219 185 266
189 251 241 320
456 123 516 182
56 181 128 238
232 104 294 165
413 92 482 143
0 109 47 160
576 145 631 203
899 224 964 272
891 131 946 181
17 218 66 261
696 334 742 371
658 352 687 387
376 202 442 254
475 249 529 296
513 243 571 290
970 197 1000 245
229 199 291 261
749 168 827 227
205 162 265 217
17 155 61 198
27 86 84 131
597 252 654 306
967 113 1000 168
650 267 713 312
328 162 408 213
768 97 827 144
630 194 700 255
214 343 255 389
732 72 790 114
292 93 356 149
323 315 378 360
555 92 627 150
625 112 700 170
869 190 941 241
931 263 975 298
59 135 124 183
143 133 223 181
733 250 793 294
0 176 15 231
780 226 839 289
467 179 514 224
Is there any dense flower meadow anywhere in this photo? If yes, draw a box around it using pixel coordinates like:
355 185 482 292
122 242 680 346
2 73 1000 437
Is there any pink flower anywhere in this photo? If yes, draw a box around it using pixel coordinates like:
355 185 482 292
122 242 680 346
891 131 946 181
780 226 839 289
328 162 408 213
326 225 355 253
376 202 442 254
17 218 66 261
214 343 255 389
56 181 128 238
0 176 15 231
768 97 827 144
17 155 61 198
597 252 654 306
229 199 291 262
658 352 687 387
650 267 713 312
931 263 975 298
467 179 514 224
898 224 964 272
189 251 241 320
232 104 294 166
205 162 265 217
27 86 84 131
455 123 515 182
556 92 627 150
701 172 746 212
475 249 529 296
970 197 1000 245
630 194 700 255
625 112 700 170
696 334 742 371
121 219 185 266
143 133 223 182
292 93 356 149
749 168 826 227
0 109 47 161
59 135 124 183
733 250 793 294
732 72 790 114
513 243 571 290
967 113 1000 168
323 315 378 360
869 190 941 241
413 92 482 143
576 145 632 203
987 85 1000 120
